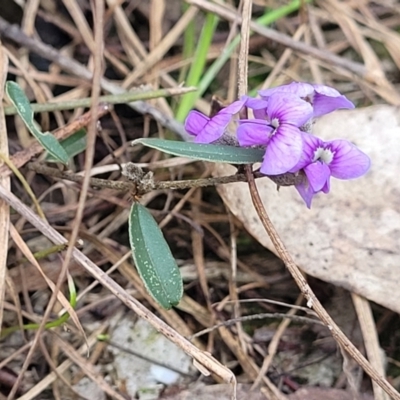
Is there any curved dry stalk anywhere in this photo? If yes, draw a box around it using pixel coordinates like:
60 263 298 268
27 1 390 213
0 43 10 338
244 165 400 400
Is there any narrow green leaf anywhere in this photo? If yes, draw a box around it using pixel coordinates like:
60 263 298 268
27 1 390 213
132 138 264 164
45 129 87 162
6 81 69 164
129 203 183 309
175 13 219 122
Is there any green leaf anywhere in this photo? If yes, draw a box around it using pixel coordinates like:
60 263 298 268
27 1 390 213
6 81 69 164
132 138 265 164
45 129 87 162
129 203 183 309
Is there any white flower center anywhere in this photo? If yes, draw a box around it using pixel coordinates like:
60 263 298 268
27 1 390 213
271 118 280 129
269 118 280 137
312 147 334 164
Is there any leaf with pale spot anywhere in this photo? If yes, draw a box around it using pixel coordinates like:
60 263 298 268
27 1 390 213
129 202 183 309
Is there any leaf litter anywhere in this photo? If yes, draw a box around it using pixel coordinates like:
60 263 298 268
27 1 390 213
0 0 400 399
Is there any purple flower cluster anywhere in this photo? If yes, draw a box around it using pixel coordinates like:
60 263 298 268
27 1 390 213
184 82 370 208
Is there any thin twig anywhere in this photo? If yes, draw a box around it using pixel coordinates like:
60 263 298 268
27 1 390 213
26 162 303 194
189 311 323 339
244 165 400 400
237 0 252 98
252 295 303 389
101 339 195 378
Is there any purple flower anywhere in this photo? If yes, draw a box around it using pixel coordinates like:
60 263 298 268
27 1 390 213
291 134 371 207
259 82 355 118
237 93 313 175
184 100 245 143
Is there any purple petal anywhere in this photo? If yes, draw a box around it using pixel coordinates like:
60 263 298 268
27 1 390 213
295 181 316 209
220 99 246 115
313 93 355 117
194 115 230 143
259 82 314 99
267 93 313 127
322 180 330 193
184 111 209 137
243 97 268 110
327 139 371 179
290 133 322 172
237 120 273 146
304 162 330 192
312 84 341 97
193 101 246 143
244 98 269 120
260 124 303 175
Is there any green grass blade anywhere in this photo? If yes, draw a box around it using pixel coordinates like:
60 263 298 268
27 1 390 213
176 13 219 122
178 0 311 119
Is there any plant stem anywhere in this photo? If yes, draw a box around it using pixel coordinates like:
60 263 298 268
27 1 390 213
25 162 254 193
4 86 196 115
27 162 304 195
244 165 400 400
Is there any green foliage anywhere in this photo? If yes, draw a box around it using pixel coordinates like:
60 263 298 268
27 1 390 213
129 203 183 309
45 129 87 162
6 81 69 164
0 274 77 338
175 12 219 122
132 138 264 164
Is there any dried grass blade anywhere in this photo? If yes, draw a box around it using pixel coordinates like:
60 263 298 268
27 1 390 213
352 293 390 400
123 6 198 87
0 44 10 336
0 185 236 387
54 335 127 400
16 325 108 400
9 224 85 339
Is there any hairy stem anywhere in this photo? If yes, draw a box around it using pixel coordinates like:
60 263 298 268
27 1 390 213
27 162 303 195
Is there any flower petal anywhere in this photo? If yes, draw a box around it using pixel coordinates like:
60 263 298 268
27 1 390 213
290 133 322 172
328 139 371 179
322 180 330 193
220 99 246 115
259 82 314 99
304 162 330 192
312 84 341 97
295 181 316 209
312 93 355 117
260 124 303 175
267 93 313 127
237 120 273 146
194 117 229 143
244 98 269 120
184 111 209 137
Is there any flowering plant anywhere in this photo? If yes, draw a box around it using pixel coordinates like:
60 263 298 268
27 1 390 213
184 82 370 208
